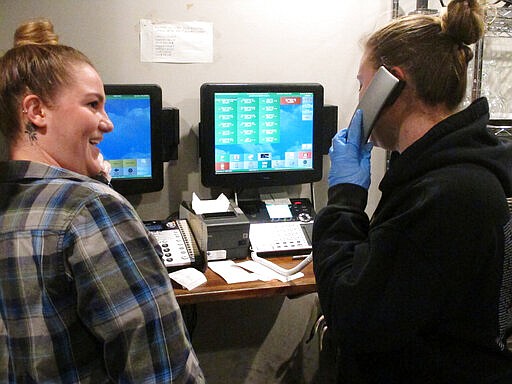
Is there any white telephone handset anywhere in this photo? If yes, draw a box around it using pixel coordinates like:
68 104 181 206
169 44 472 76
352 66 404 145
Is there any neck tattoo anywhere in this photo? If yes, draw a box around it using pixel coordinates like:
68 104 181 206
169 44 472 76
25 122 38 143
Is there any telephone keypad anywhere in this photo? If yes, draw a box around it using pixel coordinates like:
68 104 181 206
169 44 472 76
249 222 312 256
152 229 193 267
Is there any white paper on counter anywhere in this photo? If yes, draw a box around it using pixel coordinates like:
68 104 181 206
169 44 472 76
208 260 260 284
237 260 304 283
169 268 207 290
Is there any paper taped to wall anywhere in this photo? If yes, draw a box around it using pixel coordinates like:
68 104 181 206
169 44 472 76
140 19 213 63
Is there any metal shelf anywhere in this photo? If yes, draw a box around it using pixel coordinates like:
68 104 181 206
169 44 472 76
485 7 512 38
488 120 512 139
473 5 512 136
473 5 512 99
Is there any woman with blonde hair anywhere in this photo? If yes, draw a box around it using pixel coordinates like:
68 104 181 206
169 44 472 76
314 1 512 382
0 19 204 383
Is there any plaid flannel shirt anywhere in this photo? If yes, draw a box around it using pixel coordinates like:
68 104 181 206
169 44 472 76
0 161 204 383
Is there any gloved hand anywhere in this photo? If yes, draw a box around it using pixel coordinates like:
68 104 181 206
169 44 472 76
328 109 373 189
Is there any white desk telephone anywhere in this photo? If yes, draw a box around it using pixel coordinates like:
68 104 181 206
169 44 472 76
249 221 312 257
249 221 314 277
144 219 207 273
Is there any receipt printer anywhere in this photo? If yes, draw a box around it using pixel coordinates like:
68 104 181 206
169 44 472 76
179 201 250 260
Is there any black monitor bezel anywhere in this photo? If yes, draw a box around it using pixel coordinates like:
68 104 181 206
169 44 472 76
103 84 163 195
200 83 324 190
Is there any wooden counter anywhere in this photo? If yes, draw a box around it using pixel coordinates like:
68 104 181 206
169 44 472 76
173 256 316 305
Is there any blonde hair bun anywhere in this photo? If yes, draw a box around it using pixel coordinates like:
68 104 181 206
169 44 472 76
441 0 484 46
14 18 59 47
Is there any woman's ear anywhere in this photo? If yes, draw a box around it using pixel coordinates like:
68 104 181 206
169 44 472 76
389 66 406 82
22 94 47 128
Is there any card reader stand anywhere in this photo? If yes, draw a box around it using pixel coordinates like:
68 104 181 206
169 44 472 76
238 198 315 224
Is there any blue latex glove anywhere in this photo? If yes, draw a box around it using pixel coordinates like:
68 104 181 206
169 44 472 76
328 109 373 189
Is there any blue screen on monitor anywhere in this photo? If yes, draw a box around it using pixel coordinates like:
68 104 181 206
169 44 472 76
213 92 314 174
99 94 152 180
98 84 163 196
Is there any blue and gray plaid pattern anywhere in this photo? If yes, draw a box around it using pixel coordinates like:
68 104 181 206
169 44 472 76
0 161 204 383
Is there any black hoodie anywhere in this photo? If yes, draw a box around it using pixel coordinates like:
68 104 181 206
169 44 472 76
313 98 512 383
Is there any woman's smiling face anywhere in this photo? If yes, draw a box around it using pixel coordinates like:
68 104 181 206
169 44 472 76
37 63 113 177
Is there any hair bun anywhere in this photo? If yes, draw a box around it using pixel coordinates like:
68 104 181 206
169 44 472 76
13 18 59 47
441 0 484 46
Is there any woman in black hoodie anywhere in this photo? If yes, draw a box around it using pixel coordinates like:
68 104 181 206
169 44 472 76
313 1 512 382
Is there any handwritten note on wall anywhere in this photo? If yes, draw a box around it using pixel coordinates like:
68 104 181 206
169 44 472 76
140 19 213 63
